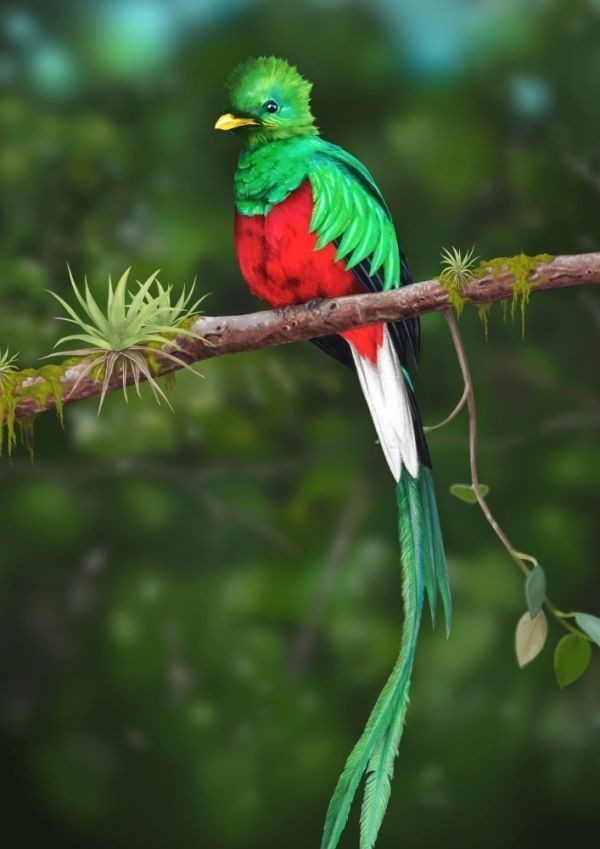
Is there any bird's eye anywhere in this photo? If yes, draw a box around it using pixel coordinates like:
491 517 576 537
263 100 279 114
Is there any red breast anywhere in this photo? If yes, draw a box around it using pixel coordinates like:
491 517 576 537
234 179 383 362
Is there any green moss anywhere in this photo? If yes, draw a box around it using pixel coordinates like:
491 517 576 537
475 252 554 335
144 342 163 375
0 373 19 455
0 363 66 457
477 303 492 339
145 317 201 375
179 314 200 332
18 416 36 461
17 365 65 424
438 271 469 316
440 252 554 333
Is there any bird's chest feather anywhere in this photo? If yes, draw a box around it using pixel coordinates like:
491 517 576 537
234 180 360 308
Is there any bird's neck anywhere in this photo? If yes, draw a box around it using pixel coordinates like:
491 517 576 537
234 136 321 216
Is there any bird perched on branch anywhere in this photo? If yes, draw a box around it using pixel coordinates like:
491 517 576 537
216 56 451 849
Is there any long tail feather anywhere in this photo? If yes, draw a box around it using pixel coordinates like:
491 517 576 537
321 332 452 849
321 475 428 849
358 476 424 849
419 467 452 635
358 471 450 848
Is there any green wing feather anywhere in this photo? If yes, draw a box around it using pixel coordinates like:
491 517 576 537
308 143 402 290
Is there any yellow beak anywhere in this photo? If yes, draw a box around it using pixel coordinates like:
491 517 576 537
214 113 258 131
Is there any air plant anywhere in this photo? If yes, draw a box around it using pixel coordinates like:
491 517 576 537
139 276 204 326
440 246 479 288
0 348 19 388
46 267 205 411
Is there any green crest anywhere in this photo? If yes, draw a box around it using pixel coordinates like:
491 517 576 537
224 56 317 146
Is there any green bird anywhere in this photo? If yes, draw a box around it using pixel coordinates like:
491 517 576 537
216 56 451 849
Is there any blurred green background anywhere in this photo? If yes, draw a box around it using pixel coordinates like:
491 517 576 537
1 1 599 847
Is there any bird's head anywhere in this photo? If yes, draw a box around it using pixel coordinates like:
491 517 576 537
215 57 317 147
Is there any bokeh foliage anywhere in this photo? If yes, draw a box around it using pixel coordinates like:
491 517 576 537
0 2 599 848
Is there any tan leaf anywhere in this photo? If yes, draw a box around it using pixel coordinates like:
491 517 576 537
515 610 547 667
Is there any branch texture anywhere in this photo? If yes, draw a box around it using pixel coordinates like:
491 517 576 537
8 252 600 420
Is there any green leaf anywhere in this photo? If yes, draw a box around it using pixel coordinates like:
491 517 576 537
575 613 600 648
525 565 546 618
515 610 547 667
554 635 591 688
450 483 490 504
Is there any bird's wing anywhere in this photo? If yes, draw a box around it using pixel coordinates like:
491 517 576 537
307 141 420 368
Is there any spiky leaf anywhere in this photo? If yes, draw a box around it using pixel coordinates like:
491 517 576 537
46 268 205 411
440 246 479 286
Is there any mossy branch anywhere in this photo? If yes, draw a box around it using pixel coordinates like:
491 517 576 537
2 252 599 432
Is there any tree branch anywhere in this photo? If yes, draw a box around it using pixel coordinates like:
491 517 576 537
7 252 600 421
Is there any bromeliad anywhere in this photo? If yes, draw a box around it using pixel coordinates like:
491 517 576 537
216 56 451 849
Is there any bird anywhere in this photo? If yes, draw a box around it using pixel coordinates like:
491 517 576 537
215 56 451 849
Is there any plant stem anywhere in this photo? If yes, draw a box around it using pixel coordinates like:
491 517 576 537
443 310 588 640
425 383 469 432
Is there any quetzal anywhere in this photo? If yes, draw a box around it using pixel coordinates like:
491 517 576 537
216 57 451 849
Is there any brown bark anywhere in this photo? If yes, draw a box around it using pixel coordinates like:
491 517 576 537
9 252 600 420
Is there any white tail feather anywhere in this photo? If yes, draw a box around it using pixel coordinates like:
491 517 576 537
350 327 418 481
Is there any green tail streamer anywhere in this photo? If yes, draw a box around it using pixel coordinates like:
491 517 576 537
321 466 451 849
